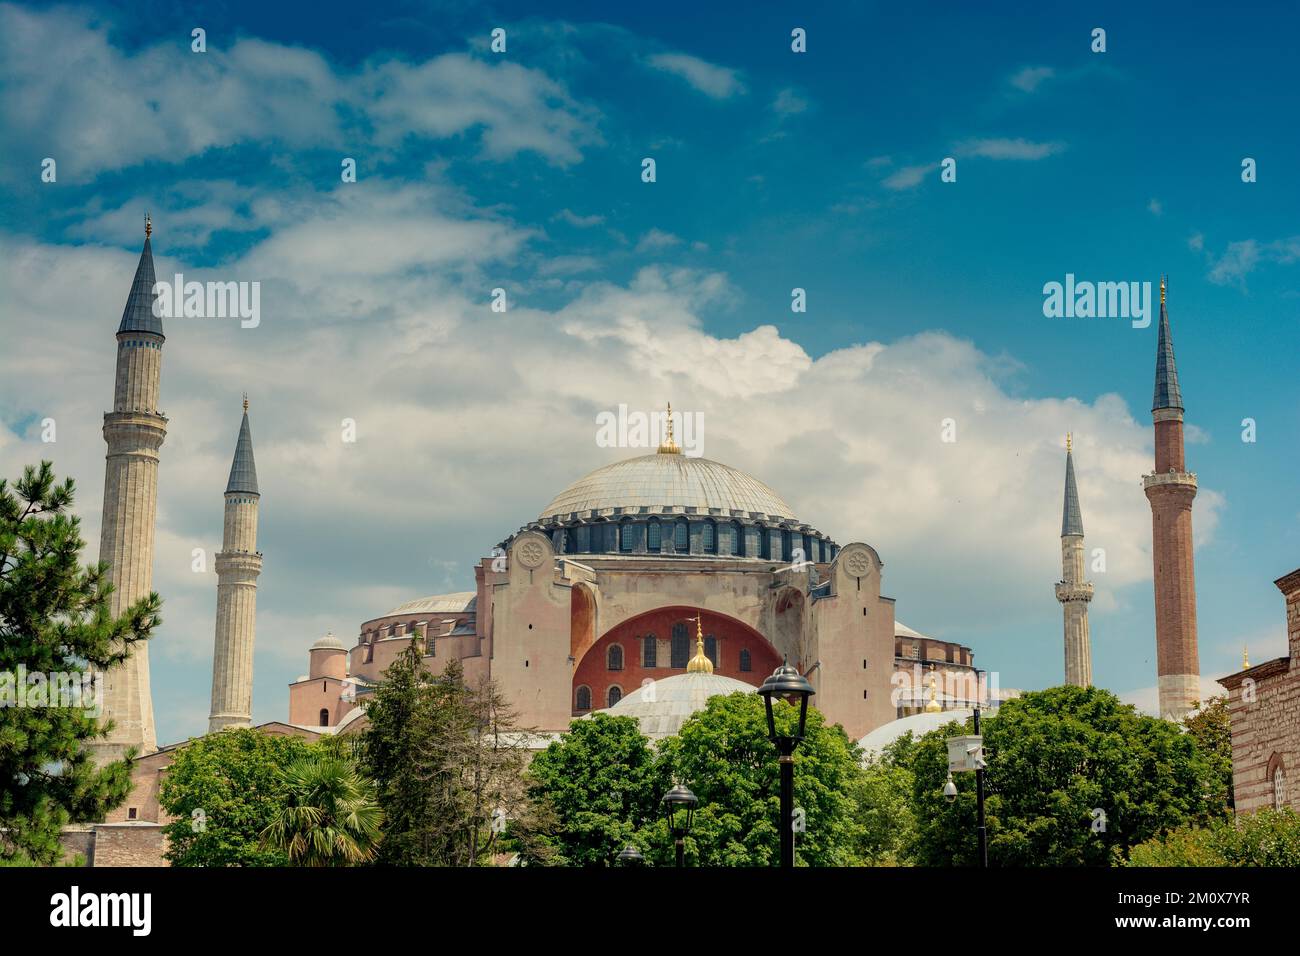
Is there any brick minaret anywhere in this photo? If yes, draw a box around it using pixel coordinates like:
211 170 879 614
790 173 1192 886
1143 277 1201 721
208 399 262 731
1055 435 1093 686
94 217 166 761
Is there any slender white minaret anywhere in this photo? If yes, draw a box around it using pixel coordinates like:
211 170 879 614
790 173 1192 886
94 216 166 761
208 397 262 731
1055 434 1094 686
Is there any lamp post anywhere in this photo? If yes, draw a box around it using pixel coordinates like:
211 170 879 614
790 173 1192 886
616 844 644 866
661 782 697 867
757 659 815 869
943 668 989 867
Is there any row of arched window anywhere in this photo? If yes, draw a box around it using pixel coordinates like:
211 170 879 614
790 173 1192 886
562 519 832 561
574 685 622 711
601 630 753 672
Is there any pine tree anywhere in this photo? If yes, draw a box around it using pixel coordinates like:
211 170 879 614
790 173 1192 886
0 462 160 864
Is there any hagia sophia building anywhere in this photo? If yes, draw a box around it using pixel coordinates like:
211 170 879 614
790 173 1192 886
79 222 1276 861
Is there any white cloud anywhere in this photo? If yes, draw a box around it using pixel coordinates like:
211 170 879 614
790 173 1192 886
554 209 606 228
1147 198 1163 217
956 138 1066 161
635 228 682 253
646 52 745 99
1009 66 1055 93
772 87 809 116
1207 237 1300 287
0 5 598 177
882 164 933 191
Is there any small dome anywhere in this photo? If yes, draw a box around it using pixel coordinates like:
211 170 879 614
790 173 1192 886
857 709 975 762
386 592 477 616
311 632 346 651
594 671 756 739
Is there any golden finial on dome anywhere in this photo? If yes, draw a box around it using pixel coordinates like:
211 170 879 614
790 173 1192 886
145 212 152 238
658 402 682 454
1243 644 1250 670
685 611 713 673
924 670 942 713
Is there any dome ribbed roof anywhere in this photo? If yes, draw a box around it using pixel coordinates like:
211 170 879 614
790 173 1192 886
539 453 797 522
311 633 346 650
595 672 756 739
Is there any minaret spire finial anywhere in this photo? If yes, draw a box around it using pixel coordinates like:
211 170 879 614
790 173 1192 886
242 392 249 413
1066 431 1072 453
145 212 152 239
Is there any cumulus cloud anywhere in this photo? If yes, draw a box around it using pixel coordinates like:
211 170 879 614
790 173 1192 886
645 52 746 99
0 174 1227 738
0 5 598 177
1008 66 1056 93
635 228 682 253
882 164 933 190
1206 236 1300 287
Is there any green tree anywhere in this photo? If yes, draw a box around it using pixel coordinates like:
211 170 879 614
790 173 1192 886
908 686 1227 866
260 753 383 866
853 733 919 865
1127 808 1300 866
1183 695 1234 811
523 713 668 866
650 693 864 867
0 462 160 865
359 652 545 866
159 727 317 866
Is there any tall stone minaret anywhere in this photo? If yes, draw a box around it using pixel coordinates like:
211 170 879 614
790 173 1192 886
1055 434 1093 687
95 216 166 761
208 398 262 732
1143 277 1201 721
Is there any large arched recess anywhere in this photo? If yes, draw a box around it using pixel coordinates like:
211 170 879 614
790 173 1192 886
570 605 782 717
570 582 598 666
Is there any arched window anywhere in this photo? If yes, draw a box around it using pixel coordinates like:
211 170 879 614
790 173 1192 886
674 520 689 552
739 648 752 672
590 523 605 554
565 528 578 554
704 635 718 667
607 686 623 707
730 522 743 556
619 521 634 552
319 708 330 726
702 521 716 553
670 622 690 668
782 530 793 562
643 635 658 668
608 643 624 671
758 525 770 560
646 520 661 552
1275 765 1288 810
575 686 592 711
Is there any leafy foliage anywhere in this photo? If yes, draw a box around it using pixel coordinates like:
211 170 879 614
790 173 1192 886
907 686 1228 866
523 713 669 866
159 727 317 866
1127 809 1300 866
0 462 160 864
1182 695 1234 811
260 753 383 866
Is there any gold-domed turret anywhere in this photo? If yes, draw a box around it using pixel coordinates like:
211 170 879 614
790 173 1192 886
924 670 942 713
685 612 713 674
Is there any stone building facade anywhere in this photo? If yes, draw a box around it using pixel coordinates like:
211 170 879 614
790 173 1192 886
1218 567 1300 814
291 424 921 742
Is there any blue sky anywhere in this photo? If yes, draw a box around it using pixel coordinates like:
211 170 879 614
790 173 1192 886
1 0 1297 741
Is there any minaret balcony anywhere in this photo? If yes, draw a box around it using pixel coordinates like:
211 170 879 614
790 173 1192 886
1142 470 1197 491
1055 582 1094 603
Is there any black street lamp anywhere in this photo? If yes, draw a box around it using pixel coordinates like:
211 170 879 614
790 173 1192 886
661 782 697 867
942 668 989 868
616 844 645 866
973 690 989 868
757 658 815 868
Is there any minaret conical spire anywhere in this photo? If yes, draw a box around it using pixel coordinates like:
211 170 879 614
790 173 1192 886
1152 276 1182 411
117 216 164 337
1062 435 1084 537
225 402 259 495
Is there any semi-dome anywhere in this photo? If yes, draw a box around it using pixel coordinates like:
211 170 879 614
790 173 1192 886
539 453 797 522
594 671 756 739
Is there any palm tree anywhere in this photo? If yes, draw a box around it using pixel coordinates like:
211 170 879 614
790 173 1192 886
261 755 383 866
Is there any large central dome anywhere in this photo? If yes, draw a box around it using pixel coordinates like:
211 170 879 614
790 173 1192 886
539 452 797 522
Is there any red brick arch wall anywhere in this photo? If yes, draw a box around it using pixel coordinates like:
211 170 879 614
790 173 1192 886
571 605 781 715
